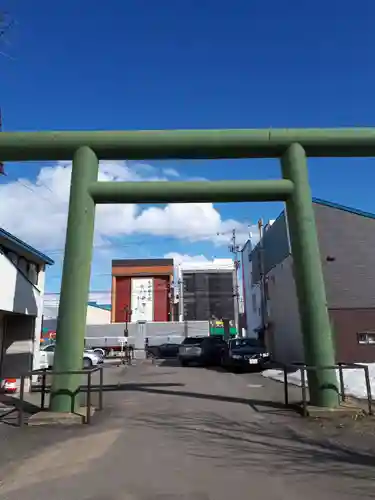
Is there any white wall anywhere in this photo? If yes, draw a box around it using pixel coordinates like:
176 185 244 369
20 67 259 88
32 265 45 372
86 305 111 325
241 245 262 336
267 255 304 363
131 277 154 322
247 282 262 336
43 302 111 326
0 254 47 389
0 252 43 316
85 320 210 349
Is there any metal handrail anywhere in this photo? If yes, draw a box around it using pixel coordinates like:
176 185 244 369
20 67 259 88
18 366 104 427
282 362 373 417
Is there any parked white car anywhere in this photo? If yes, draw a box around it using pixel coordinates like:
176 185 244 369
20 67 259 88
40 344 102 370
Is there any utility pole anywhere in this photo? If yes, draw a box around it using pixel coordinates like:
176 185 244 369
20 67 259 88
229 229 241 336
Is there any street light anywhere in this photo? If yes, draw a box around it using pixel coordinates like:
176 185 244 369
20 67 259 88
124 305 132 337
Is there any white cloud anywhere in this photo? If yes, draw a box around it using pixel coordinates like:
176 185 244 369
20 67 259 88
162 167 179 177
164 252 211 266
0 161 252 252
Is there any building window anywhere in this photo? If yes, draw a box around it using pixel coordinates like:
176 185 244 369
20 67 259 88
252 293 257 312
357 332 375 345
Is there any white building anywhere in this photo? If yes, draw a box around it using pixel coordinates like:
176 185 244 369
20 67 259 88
241 240 262 337
241 220 275 337
43 296 111 329
0 228 54 389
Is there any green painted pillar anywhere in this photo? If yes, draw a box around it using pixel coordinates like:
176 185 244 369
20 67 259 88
281 143 339 408
50 146 99 412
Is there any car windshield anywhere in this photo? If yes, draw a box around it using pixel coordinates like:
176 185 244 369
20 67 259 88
230 339 261 349
43 344 55 351
182 337 206 345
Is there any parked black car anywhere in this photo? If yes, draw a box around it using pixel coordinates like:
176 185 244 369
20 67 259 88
221 338 270 372
178 336 226 367
146 343 180 359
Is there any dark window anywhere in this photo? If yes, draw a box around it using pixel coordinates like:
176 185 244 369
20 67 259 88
182 337 206 345
183 274 196 294
265 281 270 300
207 337 226 344
183 301 196 321
43 345 55 352
230 338 260 348
252 294 257 312
182 271 235 321
357 332 375 345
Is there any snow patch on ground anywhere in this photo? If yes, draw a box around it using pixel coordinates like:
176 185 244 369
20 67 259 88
262 364 375 399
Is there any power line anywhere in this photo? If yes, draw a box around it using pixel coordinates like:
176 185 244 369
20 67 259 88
42 235 182 256
45 286 237 295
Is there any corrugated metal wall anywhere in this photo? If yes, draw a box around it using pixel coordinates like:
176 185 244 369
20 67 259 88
251 212 290 284
85 321 210 347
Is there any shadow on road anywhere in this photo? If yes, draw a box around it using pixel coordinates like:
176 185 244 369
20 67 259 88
130 409 375 486
98 381 292 414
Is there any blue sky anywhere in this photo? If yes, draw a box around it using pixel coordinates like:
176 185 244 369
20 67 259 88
0 0 374 297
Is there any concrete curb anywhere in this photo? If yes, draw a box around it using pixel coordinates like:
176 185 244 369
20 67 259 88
27 406 96 426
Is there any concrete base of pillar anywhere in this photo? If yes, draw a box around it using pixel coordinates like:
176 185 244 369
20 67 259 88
300 401 368 418
27 406 96 426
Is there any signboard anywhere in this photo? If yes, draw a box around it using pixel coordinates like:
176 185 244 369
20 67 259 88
210 319 237 337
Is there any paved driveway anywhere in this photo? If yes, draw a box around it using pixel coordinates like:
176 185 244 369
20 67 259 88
0 360 374 499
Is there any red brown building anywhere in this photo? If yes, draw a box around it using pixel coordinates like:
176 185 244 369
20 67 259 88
111 259 174 323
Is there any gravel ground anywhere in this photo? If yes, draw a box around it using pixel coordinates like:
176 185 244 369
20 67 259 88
0 359 374 499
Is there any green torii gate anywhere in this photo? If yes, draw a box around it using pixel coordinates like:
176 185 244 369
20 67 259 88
2 127 373 412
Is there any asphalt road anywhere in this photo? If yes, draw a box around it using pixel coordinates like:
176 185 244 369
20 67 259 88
0 359 375 499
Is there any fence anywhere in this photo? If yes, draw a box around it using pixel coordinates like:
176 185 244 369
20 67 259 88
282 362 373 417
16 366 104 426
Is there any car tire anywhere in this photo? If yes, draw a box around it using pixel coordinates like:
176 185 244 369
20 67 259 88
83 357 93 369
180 359 189 367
